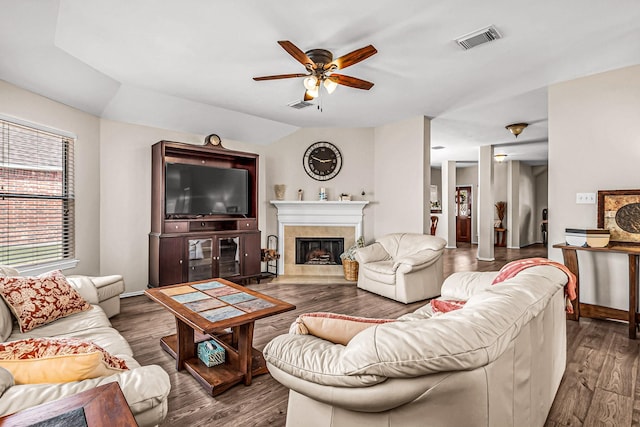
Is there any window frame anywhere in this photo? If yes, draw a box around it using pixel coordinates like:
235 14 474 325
0 114 78 273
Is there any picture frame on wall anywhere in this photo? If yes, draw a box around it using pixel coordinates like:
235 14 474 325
597 189 640 245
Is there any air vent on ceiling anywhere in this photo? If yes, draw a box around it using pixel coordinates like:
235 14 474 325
288 100 314 109
454 25 502 50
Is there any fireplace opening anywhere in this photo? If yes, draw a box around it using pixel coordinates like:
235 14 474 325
295 237 344 265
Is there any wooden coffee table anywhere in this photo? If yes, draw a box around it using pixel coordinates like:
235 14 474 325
0 382 137 426
145 278 295 396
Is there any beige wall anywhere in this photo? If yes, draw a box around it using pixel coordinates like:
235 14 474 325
0 80 101 276
495 161 547 247
373 116 430 237
262 127 375 242
549 64 640 309
518 163 536 246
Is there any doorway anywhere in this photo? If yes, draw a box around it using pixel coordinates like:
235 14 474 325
456 186 472 243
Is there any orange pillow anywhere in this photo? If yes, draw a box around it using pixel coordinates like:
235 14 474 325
291 312 395 345
0 270 91 333
0 337 128 384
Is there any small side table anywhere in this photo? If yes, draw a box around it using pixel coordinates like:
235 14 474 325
0 382 137 426
494 228 507 247
553 243 640 339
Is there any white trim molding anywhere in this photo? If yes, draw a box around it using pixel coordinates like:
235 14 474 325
16 259 80 276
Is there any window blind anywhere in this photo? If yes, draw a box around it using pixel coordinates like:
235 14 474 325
0 118 75 268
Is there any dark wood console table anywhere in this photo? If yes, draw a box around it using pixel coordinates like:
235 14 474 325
553 243 640 339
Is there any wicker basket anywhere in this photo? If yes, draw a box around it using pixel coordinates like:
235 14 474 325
342 259 359 281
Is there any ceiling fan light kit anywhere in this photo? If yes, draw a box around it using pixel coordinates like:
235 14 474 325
505 123 528 138
323 78 338 94
253 40 377 105
303 76 318 91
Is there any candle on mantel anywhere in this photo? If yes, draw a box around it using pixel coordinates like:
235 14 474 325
319 187 327 201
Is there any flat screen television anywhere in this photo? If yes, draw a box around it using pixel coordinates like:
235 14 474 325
165 162 249 217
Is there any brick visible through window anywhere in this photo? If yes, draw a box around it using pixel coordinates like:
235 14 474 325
0 118 75 268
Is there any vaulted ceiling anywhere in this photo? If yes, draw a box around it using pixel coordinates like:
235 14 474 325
2 0 639 165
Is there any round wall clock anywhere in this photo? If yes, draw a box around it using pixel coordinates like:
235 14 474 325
303 141 342 181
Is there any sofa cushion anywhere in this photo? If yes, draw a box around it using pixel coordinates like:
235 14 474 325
354 243 391 264
91 275 125 301
0 270 91 333
0 337 128 385
0 268 18 342
440 271 498 301
378 233 446 260
360 261 396 284
0 367 13 397
0 300 13 343
66 276 100 305
291 312 396 345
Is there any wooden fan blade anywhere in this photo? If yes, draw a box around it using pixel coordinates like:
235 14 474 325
278 41 316 69
328 74 374 90
326 45 377 70
253 73 308 81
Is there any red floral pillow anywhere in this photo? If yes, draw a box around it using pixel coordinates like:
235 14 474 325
0 337 128 384
0 270 91 333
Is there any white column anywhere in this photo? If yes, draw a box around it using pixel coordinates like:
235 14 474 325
507 160 521 248
422 117 431 234
441 160 457 248
477 145 494 261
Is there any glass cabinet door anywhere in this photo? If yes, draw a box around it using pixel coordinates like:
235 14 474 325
217 237 240 278
188 238 212 282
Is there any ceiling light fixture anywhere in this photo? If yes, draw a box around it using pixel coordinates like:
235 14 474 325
304 76 336 100
494 154 508 162
305 85 319 99
303 76 318 91
505 123 528 138
255 42 377 104
323 78 338 94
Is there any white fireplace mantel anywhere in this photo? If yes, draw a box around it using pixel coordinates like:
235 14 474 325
270 200 369 275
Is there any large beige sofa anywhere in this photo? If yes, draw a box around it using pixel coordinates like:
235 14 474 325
264 265 568 427
354 233 446 303
0 267 170 426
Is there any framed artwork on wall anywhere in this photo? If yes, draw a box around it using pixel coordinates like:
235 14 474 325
597 189 640 245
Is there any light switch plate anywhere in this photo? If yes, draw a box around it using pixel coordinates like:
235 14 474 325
576 193 596 204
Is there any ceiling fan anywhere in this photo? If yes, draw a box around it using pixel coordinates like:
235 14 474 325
253 41 377 101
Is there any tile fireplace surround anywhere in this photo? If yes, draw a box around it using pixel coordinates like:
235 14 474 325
270 201 369 276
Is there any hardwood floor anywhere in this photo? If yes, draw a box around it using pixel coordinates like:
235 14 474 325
111 244 639 426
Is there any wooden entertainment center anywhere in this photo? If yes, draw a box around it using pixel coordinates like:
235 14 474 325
149 140 261 287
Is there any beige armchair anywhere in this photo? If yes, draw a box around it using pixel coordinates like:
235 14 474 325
354 233 446 303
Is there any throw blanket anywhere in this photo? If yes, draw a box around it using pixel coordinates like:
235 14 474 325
491 257 577 313
432 257 577 314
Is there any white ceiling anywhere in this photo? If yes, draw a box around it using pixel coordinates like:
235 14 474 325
1 0 639 166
